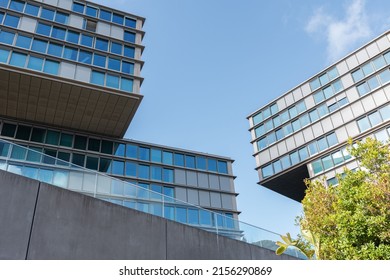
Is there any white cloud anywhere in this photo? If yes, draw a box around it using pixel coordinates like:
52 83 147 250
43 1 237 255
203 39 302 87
305 0 372 63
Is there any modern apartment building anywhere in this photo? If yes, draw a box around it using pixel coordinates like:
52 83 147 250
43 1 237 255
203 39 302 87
248 31 390 202
0 0 239 235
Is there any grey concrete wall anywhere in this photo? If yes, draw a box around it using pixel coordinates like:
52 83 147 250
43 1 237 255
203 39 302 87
0 170 298 260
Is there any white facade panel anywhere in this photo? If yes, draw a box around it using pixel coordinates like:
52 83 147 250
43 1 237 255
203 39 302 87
377 36 390 52
321 116 334 133
208 174 220 190
345 122 360 138
57 0 72 10
293 88 303 102
221 194 234 210
111 25 124 40
285 93 294 107
312 122 324 138
302 126 315 142
301 83 311 97
340 106 355 123
210 192 222 208
304 95 315 110
96 22 111 37
341 73 354 89
257 150 271 166
365 42 380 58
68 14 84 29
187 189 199 204
346 54 359 70
186 171 198 187
356 48 369 64
294 131 305 147
277 141 288 155
335 126 349 143
336 60 349 76
199 191 210 207
361 94 377 113
346 87 360 103
197 173 209 189
330 112 343 130
372 89 388 107
19 17 37 33
74 65 91 83
269 145 279 160
285 136 296 151
350 101 365 117
219 177 232 192
43 0 58 6
59 62 76 79
175 187 187 202
276 97 287 111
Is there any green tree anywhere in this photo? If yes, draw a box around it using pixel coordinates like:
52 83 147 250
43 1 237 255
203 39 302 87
277 138 390 259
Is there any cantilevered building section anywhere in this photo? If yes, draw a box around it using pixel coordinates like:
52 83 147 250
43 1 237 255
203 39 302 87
248 31 390 202
0 0 239 235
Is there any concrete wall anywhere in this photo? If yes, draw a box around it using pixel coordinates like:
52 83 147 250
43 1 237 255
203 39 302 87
0 170 297 260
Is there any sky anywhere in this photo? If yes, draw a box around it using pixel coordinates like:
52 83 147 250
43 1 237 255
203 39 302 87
93 0 390 237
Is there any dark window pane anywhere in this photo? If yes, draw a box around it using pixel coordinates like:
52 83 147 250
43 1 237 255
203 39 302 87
174 153 184 166
15 125 31 140
101 140 113 154
72 153 85 167
57 152 70 163
4 14 19 28
26 147 42 163
122 61 134 74
185 155 195 168
10 145 26 160
60 133 73 147
114 143 125 157
43 149 56 164
72 2 84 13
125 17 136 28
112 13 124 25
31 128 46 143
111 42 122 55
1 123 17 137
99 9 111 21
88 138 100 152
139 147 150 161
31 39 48 53
126 144 137 158
45 130 60 145
25 3 39 16
84 19 97 32
99 158 111 173
86 156 98 170
124 31 135 43
48 43 63 57
16 35 32 49
124 46 135 58
40 8 54 21
51 26 66 40
73 135 87 150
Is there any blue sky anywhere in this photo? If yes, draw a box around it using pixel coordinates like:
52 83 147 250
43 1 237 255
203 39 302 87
93 0 390 236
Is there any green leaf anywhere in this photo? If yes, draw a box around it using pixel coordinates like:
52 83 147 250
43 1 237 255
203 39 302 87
276 246 286 255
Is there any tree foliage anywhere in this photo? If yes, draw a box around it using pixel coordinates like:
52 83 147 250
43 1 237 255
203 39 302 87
277 138 390 259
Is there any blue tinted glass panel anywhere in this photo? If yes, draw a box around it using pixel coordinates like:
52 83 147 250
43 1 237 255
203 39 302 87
113 13 124 25
124 31 135 43
55 12 68 24
200 210 211 226
164 206 174 221
163 187 174 198
327 133 338 147
163 169 174 183
218 161 228 174
78 50 92 64
362 63 373 76
207 158 217 172
93 53 106 67
99 158 111 172
196 157 206 170
112 160 124 176
310 78 320 91
9 52 27 67
108 58 120 71
332 151 344 165
32 39 47 53
188 209 199 225
319 73 329 85
317 137 328 151
111 42 122 55
122 61 134 74
24 3 39 16
174 153 184 166
72 2 84 13
124 46 135 58
139 147 150 161
126 144 137 158
290 151 299 165
352 69 364 82
4 14 19 28
106 74 119 88
90 71 104 86
138 164 149 179
314 91 324 103
80 34 93 47
185 155 195 168
150 149 161 163
162 151 173 165
51 26 66 40
176 207 187 223
43 60 59 75
86 6 97 17
0 12 3 23
47 43 62 57
95 38 108 51
66 31 79 44
299 147 309 161
322 155 333 170
120 78 133 92
40 8 54 20
151 166 162 180
0 31 15 45
9 0 24 12
0 48 10 63
15 35 31 49
381 105 390 121
368 111 382 126
125 162 136 177
0 0 7 8
27 56 43 71
99 9 111 21
36 23 51 36
63 46 78 61
125 17 137 28
379 69 390 84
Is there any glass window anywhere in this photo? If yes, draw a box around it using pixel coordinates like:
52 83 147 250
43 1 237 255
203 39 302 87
73 135 87 150
163 186 174 199
15 35 31 49
1 123 16 137
185 155 195 168
84 19 97 32
368 111 382 127
27 55 43 71
188 209 199 225
0 0 8 7
10 146 27 160
262 164 273 178
357 117 371 132
322 155 333 170
264 119 273 132
164 206 174 220
300 114 310 127
125 17 137 28
342 147 352 160
78 50 92 64
273 160 282 174
283 123 293 136
106 74 119 88
0 12 3 24
327 133 338 147
139 147 150 161
312 160 323 175
290 151 300 165
124 45 135 58
196 156 207 170
332 151 344 165
124 31 136 43
280 155 291 170
31 39 48 53
323 85 333 99
0 48 9 63
86 156 98 170
31 128 46 143
9 0 24 12
55 12 68 24
317 104 329 117
101 140 113 154
120 78 133 92
126 144 137 158
162 151 173 165
63 46 78 61
338 97 348 107
138 164 149 179
298 147 309 161
257 137 267 150
122 61 134 74
80 34 93 47
4 14 19 28
317 137 328 151
272 115 281 128
289 106 298 118
362 63 373 76
328 102 338 112
319 72 329 86
0 30 15 45
199 210 212 226
72 2 84 13
9 52 27 67
95 38 108 51
125 161 136 177
352 68 364 82
151 149 162 163
328 67 339 80
380 105 390 121
327 177 339 187
314 91 324 104
108 58 121 71
93 53 106 67
60 133 73 147
275 128 284 141
51 26 66 40
292 119 301 132
40 8 54 21
48 43 63 57
310 78 320 91
308 142 318 156
24 3 39 16
86 6 98 17
332 79 343 93
218 161 228 174
66 31 80 44
151 166 162 180
87 138 100 151
72 153 85 167
174 153 184 166
373 56 386 70
379 69 390 84
368 76 380 90
114 143 125 156
15 125 31 140
262 107 271 119
112 160 124 175
99 158 111 173
26 147 42 163
175 207 187 223
99 9 112 21
90 71 104 86
111 42 122 55
113 13 124 25
267 132 276 145
255 125 265 138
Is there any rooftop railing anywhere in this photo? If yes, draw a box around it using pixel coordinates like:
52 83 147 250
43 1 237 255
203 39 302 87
0 138 304 259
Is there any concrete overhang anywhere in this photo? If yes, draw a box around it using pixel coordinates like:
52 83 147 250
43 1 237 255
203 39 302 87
0 65 143 138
